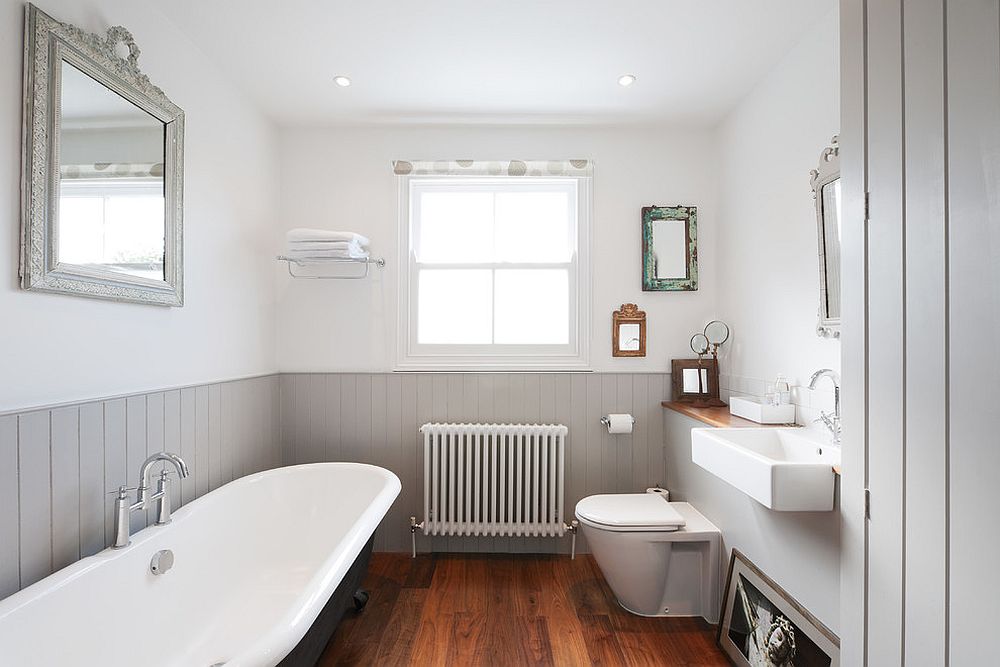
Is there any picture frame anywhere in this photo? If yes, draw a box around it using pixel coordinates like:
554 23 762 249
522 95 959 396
719 549 840 667
641 205 698 291
612 303 646 357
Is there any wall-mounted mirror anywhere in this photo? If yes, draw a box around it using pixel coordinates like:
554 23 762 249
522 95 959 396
612 303 646 357
810 136 840 337
642 205 698 291
21 4 184 306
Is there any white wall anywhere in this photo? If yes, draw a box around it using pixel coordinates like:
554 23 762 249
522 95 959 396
276 125 719 372
715 8 841 418
665 7 842 633
0 0 279 412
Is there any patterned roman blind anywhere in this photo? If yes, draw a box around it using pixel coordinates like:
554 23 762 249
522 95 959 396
392 159 592 177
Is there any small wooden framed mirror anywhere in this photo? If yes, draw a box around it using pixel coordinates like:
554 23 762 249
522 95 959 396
612 303 646 357
671 358 721 404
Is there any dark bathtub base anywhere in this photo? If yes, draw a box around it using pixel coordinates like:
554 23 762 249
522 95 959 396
278 535 375 666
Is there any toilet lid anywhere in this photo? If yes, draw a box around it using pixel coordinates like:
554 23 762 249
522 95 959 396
575 493 686 529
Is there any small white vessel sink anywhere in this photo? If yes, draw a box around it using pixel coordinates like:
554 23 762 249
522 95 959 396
691 428 839 511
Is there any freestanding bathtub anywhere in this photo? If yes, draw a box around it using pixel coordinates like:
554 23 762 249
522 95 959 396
0 462 400 667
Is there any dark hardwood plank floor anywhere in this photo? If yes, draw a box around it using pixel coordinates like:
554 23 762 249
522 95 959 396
319 553 730 666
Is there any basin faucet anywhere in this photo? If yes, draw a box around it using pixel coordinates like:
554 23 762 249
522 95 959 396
113 452 189 548
809 369 841 445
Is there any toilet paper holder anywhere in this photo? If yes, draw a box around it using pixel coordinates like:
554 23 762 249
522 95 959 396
600 415 635 427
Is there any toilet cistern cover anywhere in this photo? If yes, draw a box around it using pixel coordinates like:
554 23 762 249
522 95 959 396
575 493 686 529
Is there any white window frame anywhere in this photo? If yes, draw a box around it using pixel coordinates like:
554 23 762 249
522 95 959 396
397 175 591 370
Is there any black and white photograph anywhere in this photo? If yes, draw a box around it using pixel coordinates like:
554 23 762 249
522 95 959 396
720 550 840 667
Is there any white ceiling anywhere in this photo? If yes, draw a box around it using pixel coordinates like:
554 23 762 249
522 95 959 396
60 61 160 128
159 0 836 127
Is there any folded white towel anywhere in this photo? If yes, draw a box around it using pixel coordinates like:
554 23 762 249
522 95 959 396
287 240 361 251
285 238 367 257
286 228 370 245
285 247 369 260
288 241 362 250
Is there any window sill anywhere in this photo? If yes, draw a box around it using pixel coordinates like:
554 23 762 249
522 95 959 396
393 365 594 373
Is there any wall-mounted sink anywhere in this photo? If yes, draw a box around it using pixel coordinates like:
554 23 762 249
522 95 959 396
691 428 839 511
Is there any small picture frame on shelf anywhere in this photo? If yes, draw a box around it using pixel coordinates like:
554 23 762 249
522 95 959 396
719 549 840 667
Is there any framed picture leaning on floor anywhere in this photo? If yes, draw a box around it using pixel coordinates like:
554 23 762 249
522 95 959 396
718 549 840 667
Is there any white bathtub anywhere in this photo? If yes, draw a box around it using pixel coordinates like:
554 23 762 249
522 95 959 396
0 463 400 667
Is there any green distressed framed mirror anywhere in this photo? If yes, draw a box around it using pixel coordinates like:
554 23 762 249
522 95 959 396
641 205 698 291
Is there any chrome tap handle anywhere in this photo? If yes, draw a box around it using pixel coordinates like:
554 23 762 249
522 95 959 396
154 470 177 525
814 411 842 444
111 485 143 549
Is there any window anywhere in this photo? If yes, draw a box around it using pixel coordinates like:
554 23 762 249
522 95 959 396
398 169 591 369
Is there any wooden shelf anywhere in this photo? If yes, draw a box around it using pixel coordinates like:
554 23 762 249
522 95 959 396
660 401 780 429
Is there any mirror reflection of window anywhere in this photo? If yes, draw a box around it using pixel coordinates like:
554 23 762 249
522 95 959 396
618 323 641 351
58 181 165 280
57 61 165 280
682 367 709 393
652 219 687 279
820 178 842 319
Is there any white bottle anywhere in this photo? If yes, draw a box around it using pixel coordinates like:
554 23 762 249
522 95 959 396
774 374 791 405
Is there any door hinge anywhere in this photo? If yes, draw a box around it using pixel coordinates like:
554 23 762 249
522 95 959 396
864 192 870 221
864 488 871 520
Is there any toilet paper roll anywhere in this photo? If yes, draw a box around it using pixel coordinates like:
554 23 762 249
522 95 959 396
646 487 669 500
605 413 634 434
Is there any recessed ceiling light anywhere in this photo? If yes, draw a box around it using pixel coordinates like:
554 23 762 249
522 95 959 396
333 75 351 87
618 74 637 87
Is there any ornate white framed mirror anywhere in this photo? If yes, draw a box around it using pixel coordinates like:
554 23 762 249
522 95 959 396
20 4 185 306
810 135 841 338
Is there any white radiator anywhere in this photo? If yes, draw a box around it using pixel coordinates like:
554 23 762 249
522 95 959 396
416 422 569 540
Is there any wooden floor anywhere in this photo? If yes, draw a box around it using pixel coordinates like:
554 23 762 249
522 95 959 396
319 553 730 666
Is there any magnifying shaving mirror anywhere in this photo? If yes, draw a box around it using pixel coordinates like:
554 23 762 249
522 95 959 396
704 320 730 349
690 333 710 356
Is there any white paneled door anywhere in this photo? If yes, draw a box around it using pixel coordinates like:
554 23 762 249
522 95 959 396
842 0 1000 664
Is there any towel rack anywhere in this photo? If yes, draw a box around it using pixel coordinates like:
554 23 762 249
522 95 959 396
276 255 386 280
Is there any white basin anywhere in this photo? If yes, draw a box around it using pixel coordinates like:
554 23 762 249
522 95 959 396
691 428 839 511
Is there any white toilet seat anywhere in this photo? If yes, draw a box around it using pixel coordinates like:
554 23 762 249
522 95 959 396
575 493 686 532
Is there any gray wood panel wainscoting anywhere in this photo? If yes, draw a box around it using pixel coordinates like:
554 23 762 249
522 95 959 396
279 372 671 555
0 371 670 599
0 375 280 598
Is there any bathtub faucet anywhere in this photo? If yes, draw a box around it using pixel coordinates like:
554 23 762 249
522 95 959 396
112 452 190 549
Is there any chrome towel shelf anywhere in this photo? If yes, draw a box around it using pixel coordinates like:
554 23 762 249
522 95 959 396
276 255 386 280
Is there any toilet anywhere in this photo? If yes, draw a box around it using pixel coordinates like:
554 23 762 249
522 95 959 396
575 494 721 620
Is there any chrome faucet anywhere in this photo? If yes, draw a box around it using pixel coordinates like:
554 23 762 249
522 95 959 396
113 452 189 548
809 369 841 445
